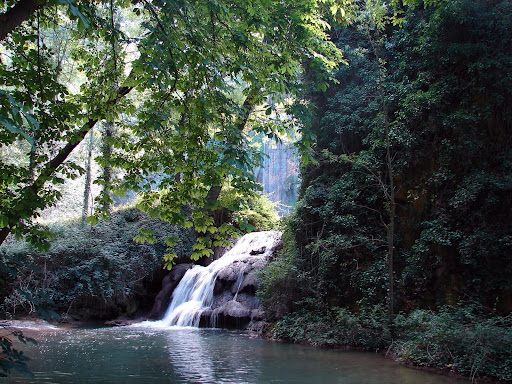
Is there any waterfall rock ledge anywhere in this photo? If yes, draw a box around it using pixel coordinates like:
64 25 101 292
155 231 282 329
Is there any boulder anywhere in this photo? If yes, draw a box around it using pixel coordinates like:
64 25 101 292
210 300 252 329
148 263 193 320
238 272 259 294
150 231 284 329
246 320 267 334
234 293 260 310
104 319 132 327
250 246 266 255
250 309 266 321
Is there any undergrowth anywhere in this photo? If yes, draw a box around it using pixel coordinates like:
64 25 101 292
0 207 194 320
268 306 512 382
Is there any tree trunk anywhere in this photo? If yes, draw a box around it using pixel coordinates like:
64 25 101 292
0 227 10 245
384 101 396 339
204 88 258 207
0 82 133 247
363 5 396 338
0 0 45 42
101 122 114 212
81 128 94 224
200 88 259 260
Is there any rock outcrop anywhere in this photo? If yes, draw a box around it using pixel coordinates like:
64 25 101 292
148 263 193 320
153 231 282 330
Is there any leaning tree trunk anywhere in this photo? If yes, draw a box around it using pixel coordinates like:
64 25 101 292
0 81 133 247
0 0 46 42
204 88 258 208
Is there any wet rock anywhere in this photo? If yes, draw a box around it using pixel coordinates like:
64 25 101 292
199 309 213 327
217 261 248 282
238 272 259 294
235 293 260 310
104 319 132 327
250 246 266 255
204 234 283 329
246 320 267 334
148 263 193 320
250 309 266 321
154 231 284 329
214 278 230 295
211 300 252 329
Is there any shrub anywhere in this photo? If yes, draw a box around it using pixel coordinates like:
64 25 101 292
394 306 512 382
258 227 307 321
0 207 195 320
234 192 280 231
218 188 280 232
270 305 390 349
271 307 343 346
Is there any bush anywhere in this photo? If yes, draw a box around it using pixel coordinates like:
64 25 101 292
258 226 309 321
271 309 341 347
218 188 280 232
234 192 280 231
0 207 195 320
269 305 390 349
394 307 512 382
258 255 301 321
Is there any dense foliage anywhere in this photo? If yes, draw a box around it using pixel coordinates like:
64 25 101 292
0 188 278 321
1 0 330 374
261 0 512 381
270 306 512 381
2 0 512 381
0 207 194 320
0 0 344 268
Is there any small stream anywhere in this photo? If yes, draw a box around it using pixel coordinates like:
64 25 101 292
5 324 465 383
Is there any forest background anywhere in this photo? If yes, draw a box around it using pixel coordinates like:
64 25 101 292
0 0 511 382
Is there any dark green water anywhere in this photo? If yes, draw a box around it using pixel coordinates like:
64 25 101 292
6 324 465 383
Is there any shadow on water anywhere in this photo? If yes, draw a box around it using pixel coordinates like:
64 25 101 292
5 324 466 384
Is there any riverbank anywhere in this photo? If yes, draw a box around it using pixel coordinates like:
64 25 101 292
262 307 512 384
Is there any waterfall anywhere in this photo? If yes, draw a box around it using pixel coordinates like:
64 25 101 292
255 140 299 215
160 231 282 328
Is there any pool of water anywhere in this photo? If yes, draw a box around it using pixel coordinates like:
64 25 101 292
5 324 465 383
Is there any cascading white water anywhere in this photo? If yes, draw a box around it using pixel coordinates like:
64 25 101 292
232 272 245 302
160 231 281 328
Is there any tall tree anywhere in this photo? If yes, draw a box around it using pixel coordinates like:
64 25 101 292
92 0 346 267
0 1 131 248
359 0 397 337
81 128 94 224
1 0 345 261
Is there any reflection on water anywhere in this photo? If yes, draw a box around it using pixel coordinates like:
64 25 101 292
165 329 218 382
5 325 465 384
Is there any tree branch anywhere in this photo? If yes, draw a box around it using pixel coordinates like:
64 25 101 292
205 86 259 206
0 79 133 246
0 0 47 42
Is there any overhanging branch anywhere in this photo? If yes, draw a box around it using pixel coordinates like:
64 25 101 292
0 0 46 42
0 80 133 246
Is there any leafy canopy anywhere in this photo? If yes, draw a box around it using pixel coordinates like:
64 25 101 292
0 0 346 267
